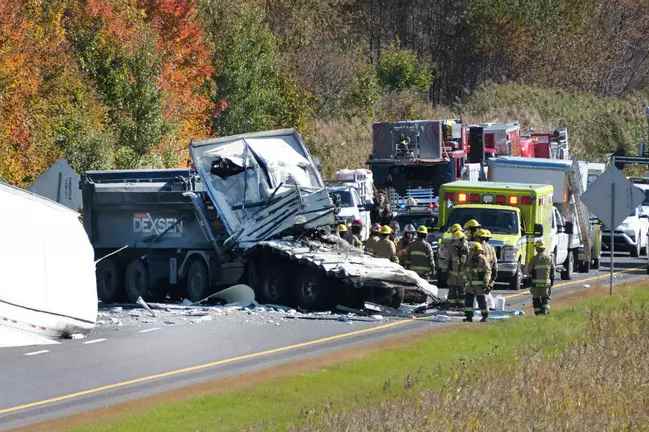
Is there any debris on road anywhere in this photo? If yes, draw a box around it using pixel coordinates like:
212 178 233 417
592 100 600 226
136 296 157 317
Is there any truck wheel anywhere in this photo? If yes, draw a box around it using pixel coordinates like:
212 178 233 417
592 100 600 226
592 257 600 269
390 287 405 308
560 252 573 280
185 258 209 302
96 259 121 303
125 259 153 303
295 270 329 310
630 241 640 257
577 251 591 273
247 256 288 304
508 264 522 291
437 271 448 288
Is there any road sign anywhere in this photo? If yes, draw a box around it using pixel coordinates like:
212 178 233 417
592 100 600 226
581 166 644 229
581 166 645 296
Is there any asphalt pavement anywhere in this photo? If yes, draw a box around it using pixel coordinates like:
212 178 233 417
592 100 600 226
0 252 646 431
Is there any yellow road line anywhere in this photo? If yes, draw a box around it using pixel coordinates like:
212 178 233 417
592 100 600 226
0 319 414 416
503 266 646 300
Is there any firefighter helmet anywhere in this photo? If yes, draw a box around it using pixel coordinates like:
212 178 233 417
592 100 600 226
464 219 481 230
337 223 348 233
380 225 393 235
417 225 429 235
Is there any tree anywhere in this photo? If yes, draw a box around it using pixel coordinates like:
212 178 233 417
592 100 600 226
201 2 310 135
376 42 433 93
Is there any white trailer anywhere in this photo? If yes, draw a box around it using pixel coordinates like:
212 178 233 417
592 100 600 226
488 156 600 276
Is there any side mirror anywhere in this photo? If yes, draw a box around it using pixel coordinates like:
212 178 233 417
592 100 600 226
534 223 544 236
565 222 574 235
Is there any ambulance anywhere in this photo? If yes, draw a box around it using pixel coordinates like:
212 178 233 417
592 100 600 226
436 181 558 290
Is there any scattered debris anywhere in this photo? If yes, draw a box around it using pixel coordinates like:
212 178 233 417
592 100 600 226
136 296 157 317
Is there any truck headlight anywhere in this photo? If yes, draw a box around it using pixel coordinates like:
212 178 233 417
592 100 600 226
501 246 518 262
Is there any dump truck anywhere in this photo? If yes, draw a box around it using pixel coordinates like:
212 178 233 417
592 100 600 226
487 156 601 272
435 181 556 290
82 129 438 309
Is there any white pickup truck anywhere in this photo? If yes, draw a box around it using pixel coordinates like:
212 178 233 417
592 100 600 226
601 183 649 257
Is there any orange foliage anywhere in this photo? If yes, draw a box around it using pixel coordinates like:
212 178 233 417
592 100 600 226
138 0 215 157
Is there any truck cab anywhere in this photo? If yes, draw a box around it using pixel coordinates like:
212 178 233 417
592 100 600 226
436 181 555 290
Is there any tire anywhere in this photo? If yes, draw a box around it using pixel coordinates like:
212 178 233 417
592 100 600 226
390 287 405 308
592 257 600 269
577 251 591 273
247 256 288 304
294 270 330 310
125 259 153 303
508 263 522 291
96 259 121 303
560 251 573 280
184 258 209 302
630 241 640 257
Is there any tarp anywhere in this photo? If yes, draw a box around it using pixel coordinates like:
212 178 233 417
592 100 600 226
0 184 97 344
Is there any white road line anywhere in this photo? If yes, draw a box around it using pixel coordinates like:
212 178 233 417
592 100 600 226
138 327 161 334
24 350 49 356
83 338 107 345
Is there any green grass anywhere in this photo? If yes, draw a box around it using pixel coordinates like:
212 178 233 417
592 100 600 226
69 284 649 432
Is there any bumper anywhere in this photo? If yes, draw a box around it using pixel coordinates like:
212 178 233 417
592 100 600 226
496 261 518 280
602 232 637 250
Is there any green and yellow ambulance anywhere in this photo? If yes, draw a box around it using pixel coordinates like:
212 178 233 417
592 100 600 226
436 181 555 290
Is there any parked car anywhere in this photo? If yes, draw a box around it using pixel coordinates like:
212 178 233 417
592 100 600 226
602 183 649 257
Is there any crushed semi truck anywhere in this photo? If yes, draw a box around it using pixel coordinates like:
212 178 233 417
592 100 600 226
435 181 555 290
82 129 438 309
487 156 601 272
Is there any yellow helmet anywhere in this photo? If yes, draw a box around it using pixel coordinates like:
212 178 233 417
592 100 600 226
534 239 546 250
453 230 466 240
337 223 348 233
477 228 492 239
380 225 393 235
417 225 428 235
464 219 481 230
471 242 484 254
450 223 462 233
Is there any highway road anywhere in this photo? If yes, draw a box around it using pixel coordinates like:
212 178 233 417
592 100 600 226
0 253 646 431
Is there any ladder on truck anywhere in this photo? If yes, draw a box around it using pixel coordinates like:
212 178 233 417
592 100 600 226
567 158 592 265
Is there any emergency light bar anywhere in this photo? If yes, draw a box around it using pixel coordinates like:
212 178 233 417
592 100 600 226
445 192 533 206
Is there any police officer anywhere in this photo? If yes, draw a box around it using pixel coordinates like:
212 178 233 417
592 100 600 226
447 229 469 305
477 228 498 291
464 243 491 322
405 226 435 279
365 223 382 255
528 240 553 315
397 224 416 263
374 225 399 263
463 219 482 241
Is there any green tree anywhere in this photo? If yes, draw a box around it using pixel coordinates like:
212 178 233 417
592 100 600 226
376 42 433 93
202 2 311 135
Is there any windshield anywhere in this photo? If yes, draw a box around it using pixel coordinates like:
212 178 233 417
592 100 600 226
447 208 519 234
329 190 354 207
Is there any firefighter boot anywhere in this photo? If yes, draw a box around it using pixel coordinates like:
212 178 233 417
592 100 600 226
463 294 474 322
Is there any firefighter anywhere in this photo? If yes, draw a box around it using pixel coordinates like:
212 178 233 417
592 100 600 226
447 229 469 305
337 223 349 241
374 225 399 263
365 223 382 255
405 226 435 279
477 228 498 291
397 224 416 263
463 219 482 241
348 219 364 249
527 240 553 315
389 220 401 242
464 242 491 322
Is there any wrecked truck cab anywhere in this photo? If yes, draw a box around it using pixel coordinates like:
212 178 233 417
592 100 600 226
190 129 333 243
190 129 439 309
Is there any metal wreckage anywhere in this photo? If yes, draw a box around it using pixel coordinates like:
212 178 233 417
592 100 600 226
85 129 439 310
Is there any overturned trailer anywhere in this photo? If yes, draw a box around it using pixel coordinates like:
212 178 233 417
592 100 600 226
0 183 97 345
83 129 438 309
